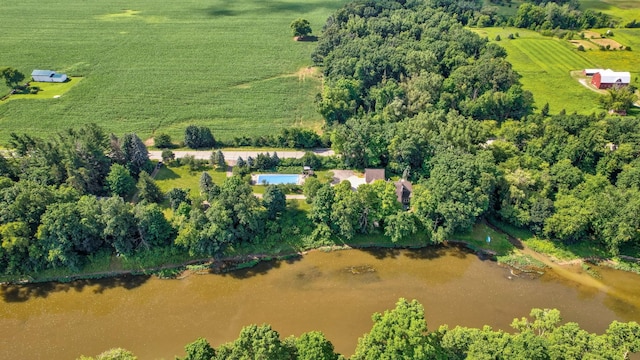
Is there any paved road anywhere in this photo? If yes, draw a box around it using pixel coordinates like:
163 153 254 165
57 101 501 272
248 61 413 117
148 148 335 162
253 193 306 200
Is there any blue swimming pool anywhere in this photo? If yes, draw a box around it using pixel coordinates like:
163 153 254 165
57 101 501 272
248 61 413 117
255 174 301 185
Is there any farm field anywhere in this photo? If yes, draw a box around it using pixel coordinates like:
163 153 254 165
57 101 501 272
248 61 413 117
0 0 348 143
473 28 602 114
579 0 640 23
580 28 640 82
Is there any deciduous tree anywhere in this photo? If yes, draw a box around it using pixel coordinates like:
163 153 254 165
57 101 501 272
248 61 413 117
106 164 136 198
295 331 339 360
1 67 25 89
352 298 440 360
291 18 312 39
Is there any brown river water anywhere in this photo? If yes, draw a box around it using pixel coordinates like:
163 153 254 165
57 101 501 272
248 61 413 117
1 246 639 359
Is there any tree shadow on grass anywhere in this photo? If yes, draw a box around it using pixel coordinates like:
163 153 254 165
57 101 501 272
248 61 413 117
1 274 150 303
204 0 341 17
295 35 319 42
154 166 180 181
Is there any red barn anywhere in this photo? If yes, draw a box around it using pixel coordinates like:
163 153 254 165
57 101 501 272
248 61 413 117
591 70 631 89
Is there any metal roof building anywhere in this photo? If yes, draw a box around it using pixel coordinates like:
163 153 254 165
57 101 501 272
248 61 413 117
591 70 630 89
31 69 68 83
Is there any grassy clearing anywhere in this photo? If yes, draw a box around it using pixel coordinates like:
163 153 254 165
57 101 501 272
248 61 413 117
154 164 227 196
0 0 348 143
474 28 603 114
452 222 514 256
5 77 83 101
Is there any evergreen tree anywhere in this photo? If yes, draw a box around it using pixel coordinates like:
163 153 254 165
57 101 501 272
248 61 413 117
136 171 163 204
121 133 151 177
210 150 226 170
263 185 286 219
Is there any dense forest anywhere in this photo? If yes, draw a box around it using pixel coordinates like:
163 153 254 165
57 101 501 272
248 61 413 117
80 299 640 360
0 0 638 277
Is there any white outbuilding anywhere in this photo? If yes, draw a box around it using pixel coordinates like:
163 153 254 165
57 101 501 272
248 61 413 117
31 69 68 83
591 69 631 89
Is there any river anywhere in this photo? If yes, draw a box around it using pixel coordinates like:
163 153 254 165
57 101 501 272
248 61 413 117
1 246 639 359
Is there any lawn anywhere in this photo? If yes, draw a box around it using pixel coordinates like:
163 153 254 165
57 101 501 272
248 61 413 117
452 222 514 256
6 77 83 101
471 0 640 115
0 0 348 143
154 164 227 196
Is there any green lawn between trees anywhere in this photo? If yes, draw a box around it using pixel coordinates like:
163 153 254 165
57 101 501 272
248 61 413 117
0 0 349 143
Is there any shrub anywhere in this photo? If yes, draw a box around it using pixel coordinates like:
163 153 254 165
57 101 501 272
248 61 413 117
495 34 501 41
154 133 173 148
508 33 514 40
161 149 175 163
577 45 585 51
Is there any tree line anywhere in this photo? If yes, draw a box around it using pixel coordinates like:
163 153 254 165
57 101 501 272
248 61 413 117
80 298 640 360
154 126 327 150
425 0 612 30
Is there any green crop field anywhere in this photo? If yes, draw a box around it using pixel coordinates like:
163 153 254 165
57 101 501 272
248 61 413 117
0 0 348 143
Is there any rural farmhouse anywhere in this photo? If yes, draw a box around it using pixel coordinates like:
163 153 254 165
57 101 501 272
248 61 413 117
590 69 630 89
31 69 68 83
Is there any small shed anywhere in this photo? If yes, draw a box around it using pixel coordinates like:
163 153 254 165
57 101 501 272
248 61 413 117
364 168 385 184
31 69 68 83
591 70 630 89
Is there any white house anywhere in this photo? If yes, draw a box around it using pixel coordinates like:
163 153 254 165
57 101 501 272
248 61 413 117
31 69 68 83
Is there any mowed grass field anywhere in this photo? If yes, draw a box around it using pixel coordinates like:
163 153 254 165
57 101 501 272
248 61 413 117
0 0 348 143
475 25 640 115
474 28 602 114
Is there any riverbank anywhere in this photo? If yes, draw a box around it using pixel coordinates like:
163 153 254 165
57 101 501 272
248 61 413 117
2 219 638 285
0 242 483 285
487 217 640 276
